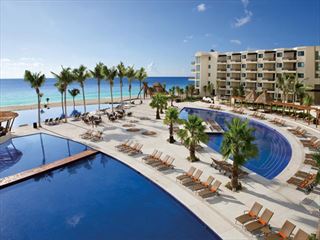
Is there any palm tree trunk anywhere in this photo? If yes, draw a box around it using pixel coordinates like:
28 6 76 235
61 93 64 116
98 79 101 112
64 90 67 122
82 85 86 113
156 108 160 119
169 122 175 143
37 93 41 127
139 80 142 100
110 84 114 112
189 143 196 162
73 97 75 111
120 78 123 103
129 81 132 102
231 160 239 190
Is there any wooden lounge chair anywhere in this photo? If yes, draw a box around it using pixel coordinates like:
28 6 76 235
181 169 203 186
300 136 318 146
197 180 221 198
117 141 134 151
288 126 301 133
145 152 163 164
259 113 266 120
250 111 258 117
147 155 170 166
115 140 130 148
91 131 103 142
54 117 60 124
142 149 158 160
81 130 94 139
304 159 317 168
127 144 143 155
265 220 296 240
277 119 286 126
190 176 214 191
307 140 320 150
287 177 303 186
120 143 138 152
176 167 196 181
44 119 49 125
269 117 279 124
48 118 54 125
295 170 310 179
157 157 175 171
235 202 263 225
292 229 309 240
244 208 273 234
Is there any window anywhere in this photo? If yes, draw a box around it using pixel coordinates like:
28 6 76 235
297 62 304 67
258 54 263 58
258 73 263 78
257 83 262 87
227 81 230 86
241 64 246 68
208 56 211 61
208 65 211 69
242 73 246 77
316 51 320 60
277 52 282 57
298 73 304 78
227 56 231 60
196 65 200 71
297 51 304 56
276 63 282 68
258 63 263 68
227 73 230 77
242 55 246 59
208 73 211 77
227 64 230 68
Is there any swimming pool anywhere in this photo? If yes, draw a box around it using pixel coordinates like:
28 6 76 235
0 133 88 178
180 108 292 179
0 134 220 239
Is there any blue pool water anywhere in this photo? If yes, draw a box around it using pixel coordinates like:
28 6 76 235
180 108 292 179
0 133 88 178
0 134 220 239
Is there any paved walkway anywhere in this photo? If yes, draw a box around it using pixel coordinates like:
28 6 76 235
1 100 319 239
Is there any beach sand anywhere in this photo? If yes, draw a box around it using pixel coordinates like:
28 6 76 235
0 96 141 112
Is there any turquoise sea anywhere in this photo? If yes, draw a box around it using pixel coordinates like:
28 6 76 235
0 77 190 107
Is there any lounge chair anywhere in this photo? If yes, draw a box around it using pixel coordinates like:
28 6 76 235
300 136 318 146
54 117 60 124
292 229 309 240
80 129 93 137
265 220 296 240
147 154 169 166
48 118 54 125
269 117 279 123
157 157 175 171
304 159 317 167
127 144 143 155
117 141 134 151
235 202 263 225
120 143 139 152
115 140 130 148
190 175 214 191
91 131 103 142
288 126 301 133
176 167 196 181
81 130 94 139
259 113 266 120
295 170 310 179
287 177 304 186
145 152 164 164
250 111 258 117
197 180 221 198
181 169 203 186
295 129 307 137
142 149 158 161
44 119 49 125
307 140 320 150
244 208 274 234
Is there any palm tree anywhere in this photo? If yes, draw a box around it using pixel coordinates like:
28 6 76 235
277 73 294 102
203 85 207 97
24 70 46 127
207 82 212 97
73 65 91 113
103 65 118 112
136 67 148 100
68 88 80 111
303 94 313 121
185 85 189 99
90 62 104 111
55 81 65 116
126 66 136 103
51 66 74 122
221 118 258 191
177 115 209 162
168 86 175 106
117 62 126 103
149 93 167 119
176 86 181 99
163 107 181 143
189 85 195 98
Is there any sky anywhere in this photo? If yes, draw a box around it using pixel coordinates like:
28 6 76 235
0 0 319 78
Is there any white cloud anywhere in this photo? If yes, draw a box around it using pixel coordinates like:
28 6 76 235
230 39 242 45
241 0 249 8
183 35 193 43
0 58 11 63
197 3 206 12
234 10 252 27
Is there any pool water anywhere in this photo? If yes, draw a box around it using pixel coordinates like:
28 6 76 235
0 136 220 239
180 108 292 179
0 133 88 178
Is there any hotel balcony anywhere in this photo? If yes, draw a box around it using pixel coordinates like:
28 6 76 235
263 67 275 71
246 67 257 71
191 61 195 65
283 51 297 61
217 67 227 71
262 77 275 82
230 77 241 81
245 78 257 81
218 55 227 63
231 54 241 63
282 67 296 72
247 53 257 62
263 52 276 62
231 68 241 72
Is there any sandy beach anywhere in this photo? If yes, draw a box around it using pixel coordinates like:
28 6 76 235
0 96 141 112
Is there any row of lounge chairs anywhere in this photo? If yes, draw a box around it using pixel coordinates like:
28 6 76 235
142 150 175 171
115 140 143 156
209 104 221 110
211 158 248 178
288 126 307 138
235 202 309 239
176 167 222 199
301 136 320 150
232 107 245 114
80 130 103 142
250 111 266 120
44 117 63 125
287 170 317 193
269 117 286 126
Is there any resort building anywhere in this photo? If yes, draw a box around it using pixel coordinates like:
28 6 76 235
191 46 320 103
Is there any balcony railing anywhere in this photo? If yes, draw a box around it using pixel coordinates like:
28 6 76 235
231 68 241 71
217 68 226 71
262 78 275 81
231 58 241 62
283 68 296 71
246 68 257 71
218 59 227 63
247 58 257 62
191 61 195 65
263 68 275 71
283 56 296 61
263 57 275 61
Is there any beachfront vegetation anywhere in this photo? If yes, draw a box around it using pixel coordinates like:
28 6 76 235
126 66 136 103
168 87 175 106
163 107 181 143
149 93 167 119
55 82 65 116
178 115 209 162
51 67 75 122
68 88 80 111
136 67 148 101
312 149 320 183
117 62 126 103
103 65 118 112
73 65 91 113
221 118 258 191
90 62 104 112
24 70 46 127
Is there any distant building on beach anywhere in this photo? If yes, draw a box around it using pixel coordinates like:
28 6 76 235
191 46 320 104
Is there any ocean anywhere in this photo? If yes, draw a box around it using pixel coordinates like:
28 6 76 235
0 77 190 107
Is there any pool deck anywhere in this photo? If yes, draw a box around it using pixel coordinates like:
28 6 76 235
1 100 319 239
